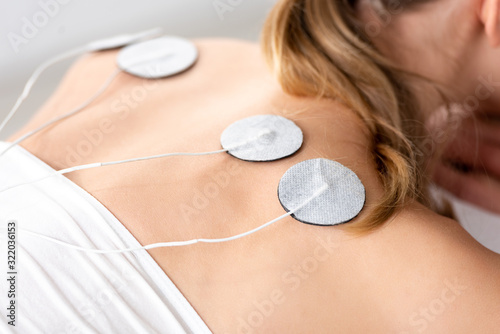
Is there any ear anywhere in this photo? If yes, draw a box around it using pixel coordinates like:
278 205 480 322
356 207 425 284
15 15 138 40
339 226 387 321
480 0 500 47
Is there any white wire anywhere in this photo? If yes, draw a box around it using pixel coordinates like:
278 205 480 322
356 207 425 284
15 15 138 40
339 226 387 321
99 148 230 168
0 69 122 158
0 46 89 136
0 148 231 194
0 27 164 139
0 126 274 193
0 184 328 254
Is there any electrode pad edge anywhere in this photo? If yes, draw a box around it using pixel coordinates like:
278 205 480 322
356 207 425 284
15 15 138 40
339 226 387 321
278 158 366 226
117 36 199 79
220 115 304 162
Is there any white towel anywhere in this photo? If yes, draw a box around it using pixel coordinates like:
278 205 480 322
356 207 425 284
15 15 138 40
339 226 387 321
430 184 500 254
0 142 212 334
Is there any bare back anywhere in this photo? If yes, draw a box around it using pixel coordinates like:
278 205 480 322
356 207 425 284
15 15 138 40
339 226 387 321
10 39 500 333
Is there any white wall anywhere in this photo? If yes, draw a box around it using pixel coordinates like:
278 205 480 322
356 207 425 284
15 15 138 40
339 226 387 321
0 0 276 138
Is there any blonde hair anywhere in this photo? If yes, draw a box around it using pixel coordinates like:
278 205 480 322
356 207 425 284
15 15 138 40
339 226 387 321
261 0 429 232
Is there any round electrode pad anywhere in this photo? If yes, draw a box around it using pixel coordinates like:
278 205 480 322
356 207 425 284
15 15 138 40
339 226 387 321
278 158 365 226
220 115 303 162
117 36 198 79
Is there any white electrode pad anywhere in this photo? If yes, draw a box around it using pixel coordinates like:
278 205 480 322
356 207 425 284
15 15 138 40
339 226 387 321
278 158 366 226
117 36 198 79
220 115 303 162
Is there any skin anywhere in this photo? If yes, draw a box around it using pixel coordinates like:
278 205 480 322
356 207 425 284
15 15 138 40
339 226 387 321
6 38 500 332
357 0 500 213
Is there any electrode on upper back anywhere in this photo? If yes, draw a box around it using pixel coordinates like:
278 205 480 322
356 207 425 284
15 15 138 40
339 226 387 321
0 29 367 254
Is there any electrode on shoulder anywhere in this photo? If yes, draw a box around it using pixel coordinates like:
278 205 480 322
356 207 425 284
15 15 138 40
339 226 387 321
278 158 366 226
220 115 303 162
117 36 198 79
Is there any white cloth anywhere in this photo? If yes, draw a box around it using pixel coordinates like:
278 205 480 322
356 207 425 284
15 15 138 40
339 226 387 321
0 142 212 334
430 185 500 254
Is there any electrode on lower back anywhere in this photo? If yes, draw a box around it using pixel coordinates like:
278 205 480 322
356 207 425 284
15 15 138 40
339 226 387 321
0 115 304 193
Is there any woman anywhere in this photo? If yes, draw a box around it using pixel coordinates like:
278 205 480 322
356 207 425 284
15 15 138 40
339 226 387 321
1 0 500 333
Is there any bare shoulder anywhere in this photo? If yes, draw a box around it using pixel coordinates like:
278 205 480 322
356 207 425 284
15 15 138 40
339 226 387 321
219 199 500 333
328 202 500 333
7 49 119 142
61 37 265 85
8 37 264 142
268 200 500 333
61 37 264 81
389 204 500 333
